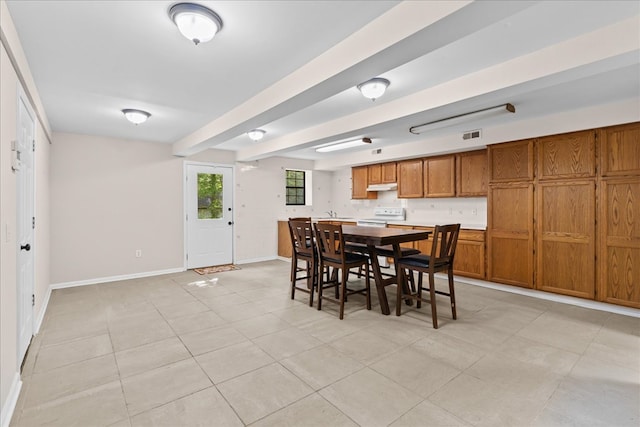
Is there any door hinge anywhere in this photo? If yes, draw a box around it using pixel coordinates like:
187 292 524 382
32 217 35 229
186 253 189 261
32 140 35 152
32 294 35 306
186 214 188 221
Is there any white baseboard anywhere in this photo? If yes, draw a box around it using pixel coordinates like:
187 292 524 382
236 256 278 265
50 267 185 290
451 274 640 318
0 373 22 427
34 284 52 334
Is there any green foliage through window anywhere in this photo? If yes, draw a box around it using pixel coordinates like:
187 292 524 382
197 173 223 219
286 170 305 205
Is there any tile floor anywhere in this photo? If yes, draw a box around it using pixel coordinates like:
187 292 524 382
10 260 640 426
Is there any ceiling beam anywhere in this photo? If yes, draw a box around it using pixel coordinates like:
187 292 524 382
172 0 537 156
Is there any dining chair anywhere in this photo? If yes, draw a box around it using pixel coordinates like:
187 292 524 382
395 223 461 328
288 218 317 306
314 222 371 319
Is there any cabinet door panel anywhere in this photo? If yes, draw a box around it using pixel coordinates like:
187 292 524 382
456 150 488 196
599 178 640 308
278 221 293 258
368 164 382 184
453 240 485 279
381 162 397 183
488 183 534 288
537 180 595 298
599 122 640 177
424 156 455 197
538 130 595 180
489 140 534 182
397 159 423 198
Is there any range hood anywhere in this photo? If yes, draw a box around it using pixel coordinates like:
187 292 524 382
366 183 398 192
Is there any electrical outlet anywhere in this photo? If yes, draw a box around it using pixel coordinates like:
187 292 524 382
448 208 453 215
135 249 142 258
472 208 478 216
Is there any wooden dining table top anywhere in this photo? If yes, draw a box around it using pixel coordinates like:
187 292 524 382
341 225 431 246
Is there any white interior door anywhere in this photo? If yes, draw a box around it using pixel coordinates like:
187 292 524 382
185 164 233 268
16 90 35 363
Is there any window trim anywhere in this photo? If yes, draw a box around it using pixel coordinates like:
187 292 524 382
285 169 306 206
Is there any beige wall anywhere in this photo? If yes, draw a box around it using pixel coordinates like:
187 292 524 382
51 133 185 283
1 1 51 420
50 134 333 283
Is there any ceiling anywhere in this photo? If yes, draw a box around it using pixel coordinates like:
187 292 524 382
6 1 640 163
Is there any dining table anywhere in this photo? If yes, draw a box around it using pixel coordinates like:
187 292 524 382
341 225 431 315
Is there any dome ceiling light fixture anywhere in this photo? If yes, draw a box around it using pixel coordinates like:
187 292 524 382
122 109 151 125
357 77 390 101
169 3 223 45
247 129 266 142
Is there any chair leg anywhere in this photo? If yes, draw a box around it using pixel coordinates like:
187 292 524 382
317 262 324 311
308 259 315 307
428 273 438 329
365 263 371 310
448 268 457 320
290 255 296 300
339 270 347 320
416 273 423 309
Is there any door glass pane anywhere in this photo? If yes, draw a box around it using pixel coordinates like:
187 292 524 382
197 173 223 219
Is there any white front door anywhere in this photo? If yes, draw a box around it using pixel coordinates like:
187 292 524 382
185 163 233 268
16 90 35 363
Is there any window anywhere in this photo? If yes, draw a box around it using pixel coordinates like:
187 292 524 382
197 172 223 219
286 170 305 205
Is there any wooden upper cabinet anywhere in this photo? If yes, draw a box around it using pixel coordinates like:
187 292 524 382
488 139 534 182
368 164 382 184
381 162 397 183
352 166 377 199
397 159 423 198
537 130 595 180
456 150 488 196
599 122 640 177
424 155 455 197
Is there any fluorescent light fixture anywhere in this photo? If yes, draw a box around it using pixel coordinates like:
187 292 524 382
169 3 223 45
122 109 151 125
247 129 266 141
410 103 515 135
357 78 390 101
315 137 372 153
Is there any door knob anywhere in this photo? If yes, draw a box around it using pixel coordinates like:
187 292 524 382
20 243 31 251
228 221 234 225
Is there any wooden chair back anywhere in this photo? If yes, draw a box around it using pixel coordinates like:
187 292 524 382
314 222 344 263
429 224 461 268
288 219 315 258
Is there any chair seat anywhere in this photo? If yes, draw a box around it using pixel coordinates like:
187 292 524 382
397 254 449 269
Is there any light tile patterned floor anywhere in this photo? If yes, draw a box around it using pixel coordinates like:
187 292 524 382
10 260 640 426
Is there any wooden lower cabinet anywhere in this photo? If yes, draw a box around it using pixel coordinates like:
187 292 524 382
277 221 293 258
414 226 485 279
453 230 486 279
536 180 596 299
598 177 640 308
487 183 534 288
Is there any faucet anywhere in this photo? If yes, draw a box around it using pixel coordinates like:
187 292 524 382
326 210 336 218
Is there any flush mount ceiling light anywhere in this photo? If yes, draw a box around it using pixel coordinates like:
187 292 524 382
169 3 223 45
357 78 390 101
247 129 266 141
410 103 515 135
122 109 151 125
315 137 372 153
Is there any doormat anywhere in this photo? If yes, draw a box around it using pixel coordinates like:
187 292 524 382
193 264 240 275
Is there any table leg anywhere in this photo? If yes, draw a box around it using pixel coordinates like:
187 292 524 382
392 243 413 307
366 244 390 315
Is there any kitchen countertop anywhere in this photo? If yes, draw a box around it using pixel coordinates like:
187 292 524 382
279 218 486 230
